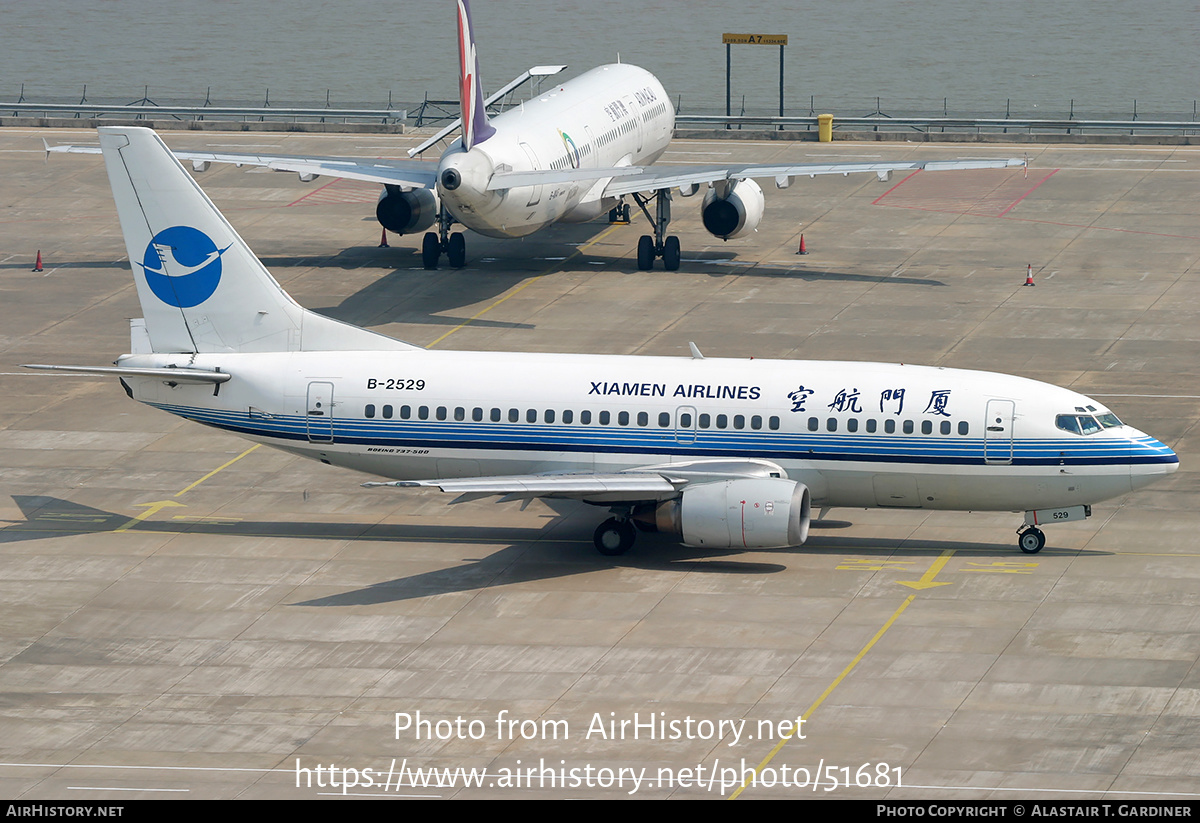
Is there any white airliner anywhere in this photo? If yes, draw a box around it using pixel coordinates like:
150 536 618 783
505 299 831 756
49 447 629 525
27 126 1178 556
49 0 1027 272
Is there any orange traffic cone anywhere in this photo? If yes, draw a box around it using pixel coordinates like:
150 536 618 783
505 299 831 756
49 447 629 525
378 229 389 248
797 234 808 255
1023 264 1035 286
32 250 43 272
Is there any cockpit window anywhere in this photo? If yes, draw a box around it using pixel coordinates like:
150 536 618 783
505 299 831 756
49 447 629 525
1057 412 1120 435
1056 415 1081 435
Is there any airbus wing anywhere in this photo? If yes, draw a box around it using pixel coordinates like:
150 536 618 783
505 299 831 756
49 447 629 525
48 142 439 188
486 157 1026 195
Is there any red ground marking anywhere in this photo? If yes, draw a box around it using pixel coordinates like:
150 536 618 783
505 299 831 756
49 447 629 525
287 177 380 207
872 167 1200 239
873 168 1057 217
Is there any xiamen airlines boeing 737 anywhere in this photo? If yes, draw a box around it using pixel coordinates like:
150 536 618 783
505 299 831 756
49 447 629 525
26 127 1178 556
49 0 1025 272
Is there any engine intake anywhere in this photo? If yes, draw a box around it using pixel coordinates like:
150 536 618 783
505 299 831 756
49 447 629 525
700 178 765 240
376 185 439 235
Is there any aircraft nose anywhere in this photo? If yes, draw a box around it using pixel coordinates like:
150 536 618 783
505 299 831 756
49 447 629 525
1128 432 1179 490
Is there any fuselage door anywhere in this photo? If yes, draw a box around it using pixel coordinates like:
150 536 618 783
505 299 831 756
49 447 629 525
519 142 543 207
306 381 335 443
983 399 1015 465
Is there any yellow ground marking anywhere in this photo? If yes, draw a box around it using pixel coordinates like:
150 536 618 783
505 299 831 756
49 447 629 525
424 224 622 349
114 499 187 532
172 443 262 498
115 443 262 532
896 549 955 590
730 551 954 799
729 592 919 799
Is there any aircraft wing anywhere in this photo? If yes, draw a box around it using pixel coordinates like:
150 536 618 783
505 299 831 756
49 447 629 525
485 157 1026 196
363 458 788 504
48 143 439 188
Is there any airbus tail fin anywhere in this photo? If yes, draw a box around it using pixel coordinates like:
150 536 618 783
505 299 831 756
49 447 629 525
456 0 496 150
97 127 413 354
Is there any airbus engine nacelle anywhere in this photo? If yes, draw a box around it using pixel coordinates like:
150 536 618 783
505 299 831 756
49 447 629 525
700 178 765 240
638 477 811 549
376 185 439 235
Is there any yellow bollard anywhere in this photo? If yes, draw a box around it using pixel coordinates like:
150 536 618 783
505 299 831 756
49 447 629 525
817 113 834 142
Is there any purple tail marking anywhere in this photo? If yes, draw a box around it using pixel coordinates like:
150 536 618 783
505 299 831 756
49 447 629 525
457 0 496 151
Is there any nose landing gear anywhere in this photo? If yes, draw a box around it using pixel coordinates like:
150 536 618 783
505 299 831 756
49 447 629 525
1018 526 1046 554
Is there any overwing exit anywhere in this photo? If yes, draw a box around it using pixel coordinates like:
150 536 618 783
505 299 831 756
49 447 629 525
48 0 1026 272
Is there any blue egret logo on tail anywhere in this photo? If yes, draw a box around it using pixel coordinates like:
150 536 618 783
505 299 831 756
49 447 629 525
138 226 230 308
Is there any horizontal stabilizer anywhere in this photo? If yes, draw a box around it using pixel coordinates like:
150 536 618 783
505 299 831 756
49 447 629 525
23 364 231 383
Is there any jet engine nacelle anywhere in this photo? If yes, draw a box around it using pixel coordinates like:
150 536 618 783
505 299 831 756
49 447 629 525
376 185 439 235
700 178 765 240
638 477 811 549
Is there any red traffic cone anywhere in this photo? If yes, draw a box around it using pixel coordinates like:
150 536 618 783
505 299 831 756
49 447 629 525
378 229 390 248
796 234 808 255
32 250 43 272
1023 264 1035 286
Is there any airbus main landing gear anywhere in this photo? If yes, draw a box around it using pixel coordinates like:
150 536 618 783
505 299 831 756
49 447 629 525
608 203 631 224
1018 526 1046 554
593 517 636 556
630 190 681 271
422 210 465 270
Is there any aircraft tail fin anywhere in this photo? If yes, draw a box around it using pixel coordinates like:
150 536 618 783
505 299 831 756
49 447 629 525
456 0 496 150
97 127 413 354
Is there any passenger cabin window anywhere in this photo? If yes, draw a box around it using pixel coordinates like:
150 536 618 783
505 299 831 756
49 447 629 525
365 404 376 418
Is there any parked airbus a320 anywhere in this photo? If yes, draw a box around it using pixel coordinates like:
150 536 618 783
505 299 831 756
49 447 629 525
49 0 1025 272
26 127 1178 556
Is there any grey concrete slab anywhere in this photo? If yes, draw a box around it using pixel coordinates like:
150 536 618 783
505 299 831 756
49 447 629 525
1 128 1199 799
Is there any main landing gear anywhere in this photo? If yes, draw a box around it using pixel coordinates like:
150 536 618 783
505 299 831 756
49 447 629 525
1017 526 1046 554
608 203 631 224
421 209 465 270
593 516 636 556
628 189 681 271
